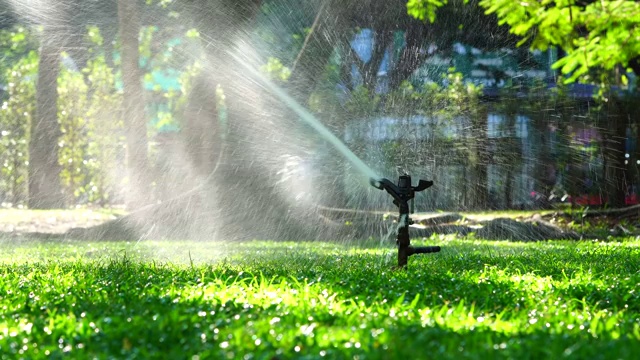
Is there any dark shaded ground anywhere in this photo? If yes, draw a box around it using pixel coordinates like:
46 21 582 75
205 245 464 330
0 209 121 241
1 205 636 242
387 212 582 241
314 208 586 241
412 214 580 240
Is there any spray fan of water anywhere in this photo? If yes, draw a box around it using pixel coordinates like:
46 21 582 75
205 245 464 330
0 0 407 253
1 0 617 256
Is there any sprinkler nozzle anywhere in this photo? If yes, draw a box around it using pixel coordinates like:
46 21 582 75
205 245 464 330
414 179 434 192
369 175 432 210
370 173 439 268
369 177 383 189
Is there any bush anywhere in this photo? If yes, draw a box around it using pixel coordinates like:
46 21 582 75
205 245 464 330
0 50 37 206
57 28 125 206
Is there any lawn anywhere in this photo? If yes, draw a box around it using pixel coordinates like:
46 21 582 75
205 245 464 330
1 236 639 359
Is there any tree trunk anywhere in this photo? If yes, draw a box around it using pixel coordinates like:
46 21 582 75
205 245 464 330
288 0 346 102
28 30 65 209
118 0 150 209
181 0 317 239
462 164 468 210
559 121 580 207
604 104 628 208
504 167 513 209
634 100 640 200
504 111 521 209
531 114 553 208
471 107 489 209
388 20 429 90
181 72 221 178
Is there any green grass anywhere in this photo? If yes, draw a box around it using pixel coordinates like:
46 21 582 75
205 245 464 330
1 237 639 359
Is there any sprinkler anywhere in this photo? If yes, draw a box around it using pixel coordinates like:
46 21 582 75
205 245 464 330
370 173 440 268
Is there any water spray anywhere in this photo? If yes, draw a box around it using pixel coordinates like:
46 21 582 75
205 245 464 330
370 173 440 268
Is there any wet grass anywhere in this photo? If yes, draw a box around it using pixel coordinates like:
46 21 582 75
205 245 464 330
1 237 639 359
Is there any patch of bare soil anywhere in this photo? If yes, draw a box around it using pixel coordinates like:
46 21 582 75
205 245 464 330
0 209 119 237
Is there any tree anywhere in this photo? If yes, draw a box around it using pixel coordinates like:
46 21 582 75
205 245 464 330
6 0 101 208
476 0 640 207
286 0 348 102
408 0 640 84
409 0 640 208
400 1 516 209
118 0 151 209
478 0 640 85
278 0 515 101
27 8 67 209
88 0 323 241
265 0 516 210
0 40 36 206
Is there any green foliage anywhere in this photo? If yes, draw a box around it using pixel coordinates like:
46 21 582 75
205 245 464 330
0 26 38 85
56 27 123 206
0 26 39 206
168 58 227 131
407 0 640 88
254 0 315 66
407 0 445 22
478 0 640 86
326 69 484 153
441 70 484 116
58 68 90 203
139 26 157 64
407 0 469 22
1 239 640 358
0 25 125 207
171 60 202 118
344 86 381 118
0 51 38 206
82 47 124 206
137 25 203 136
384 70 484 120
260 57 292 82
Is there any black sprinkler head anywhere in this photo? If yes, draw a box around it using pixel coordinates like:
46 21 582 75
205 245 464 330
371 174 440 268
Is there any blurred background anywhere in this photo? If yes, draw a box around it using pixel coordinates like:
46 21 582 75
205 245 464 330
0 0 638 219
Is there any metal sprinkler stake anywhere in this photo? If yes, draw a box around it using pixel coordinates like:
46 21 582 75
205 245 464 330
370 174 440 268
